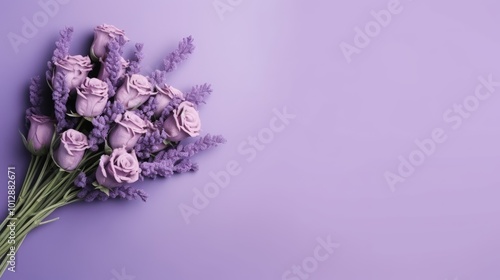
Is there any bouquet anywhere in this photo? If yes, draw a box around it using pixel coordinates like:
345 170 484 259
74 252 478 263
0 24 225 276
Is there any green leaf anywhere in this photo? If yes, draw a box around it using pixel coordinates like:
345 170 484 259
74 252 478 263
90 48 99 62
19 131 29 149
46 76 53 91
66 111 81 118
19 131 38 155
84 117 93 122
93 182 110 196
163 139 173 146
50 131 66 171
104 139 113 155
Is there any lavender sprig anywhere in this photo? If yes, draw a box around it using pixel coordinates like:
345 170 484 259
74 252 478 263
141 134 225 179
174 158 199 173
75 172 148 202
128 43 144 75
46 27 73 82
149 36 195 86
25 76 43 118
79 186 148 202
134 128 168 160
88 116 108 151
136 97 156 121
159 96 183 122
88 101 125 151
163 36 195 73
140 160 174 179
185 83 212 107
74 173 104 202
52 72 71 132
109 185 149 202
74 172 87 188
149 70 166 87
104 37 126 88
106 79 116 98
160 134 226 161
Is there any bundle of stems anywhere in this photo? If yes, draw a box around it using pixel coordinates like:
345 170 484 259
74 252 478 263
0 151 101 276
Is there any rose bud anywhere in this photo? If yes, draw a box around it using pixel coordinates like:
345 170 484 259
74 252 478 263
54 129 89 171
75 78 109 117
95 147 141 188
153 84 184 117
97 56 129 82
52 55 93 90
91 24 129 59
108 111 153 150
27 115 55 155
115 74 155 109
163 101 201 142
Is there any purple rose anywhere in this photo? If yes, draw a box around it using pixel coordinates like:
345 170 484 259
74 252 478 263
54 129 89 171
115 74 155 109
75 78 109 117
52 55 93 90
27 115 55 154
163 101 201 142
97 56 129 81
154 84 184 117
109 111 152 150
95 148 141 188
91 24 129 59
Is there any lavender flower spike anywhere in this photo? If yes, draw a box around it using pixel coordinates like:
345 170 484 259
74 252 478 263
153 134 226 165
74 172 87 188
159 96 183 122
25 76 43 118
87 101 125 151
149 70 166 87
108 185 148 202
185 83 212 107
75 171 148 202
149 36 194 86
87 116 108 151
170 134 226 160
163 36 195 74
104 37 126 88
128 43 144 75
136 96 156 121
174 159 199 174
52 72 71 132
134 127 167 160
46 27 74 82
140 134 220 179
140 160 174 179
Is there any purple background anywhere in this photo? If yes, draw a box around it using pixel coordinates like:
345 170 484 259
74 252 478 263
1 0 500 279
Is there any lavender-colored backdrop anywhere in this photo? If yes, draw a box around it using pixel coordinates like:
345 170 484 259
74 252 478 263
1 0 500 279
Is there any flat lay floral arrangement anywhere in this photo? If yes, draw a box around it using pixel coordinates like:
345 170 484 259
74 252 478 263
0 24 225 275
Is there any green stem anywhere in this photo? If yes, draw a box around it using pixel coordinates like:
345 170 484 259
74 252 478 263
18 155 35 200
0 233 26 276
0 168 64 248
32 154 52 191
35 176 76 216
13 154 54 219
0 150 104 276
75 118 85 131
0 195 79 264
39 217 59 225
0 155 40 239
14 169 62 219
14 155 39 214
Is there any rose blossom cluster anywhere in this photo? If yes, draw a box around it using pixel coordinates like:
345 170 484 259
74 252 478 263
25 24 224 202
